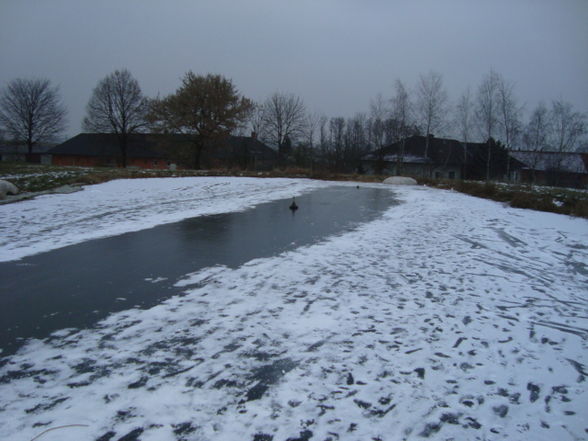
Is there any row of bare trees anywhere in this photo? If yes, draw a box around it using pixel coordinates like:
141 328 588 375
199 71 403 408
0 68 586 171
247 70 586 173
0 71 254 168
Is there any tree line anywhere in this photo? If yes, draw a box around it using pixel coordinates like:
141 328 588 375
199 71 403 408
0 69 586 171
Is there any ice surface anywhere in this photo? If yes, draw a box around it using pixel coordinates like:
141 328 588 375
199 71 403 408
0 178 587 441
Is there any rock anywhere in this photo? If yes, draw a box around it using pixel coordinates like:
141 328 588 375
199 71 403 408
0 180 19 199
382 176 417 185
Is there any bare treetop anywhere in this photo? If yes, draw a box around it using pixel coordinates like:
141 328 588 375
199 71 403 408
549 99 586 153
83 69 148 135
261 92 306 149
476 69 501 141
415 71 448 138
0 78 67 152
496 75 522 150
522 102 549 152
455 88 473 144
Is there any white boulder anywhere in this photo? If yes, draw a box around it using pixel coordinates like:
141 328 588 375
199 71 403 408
0 180 19 199
383 176 417 185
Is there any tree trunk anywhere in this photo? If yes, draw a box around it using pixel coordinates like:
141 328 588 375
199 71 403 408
193 142 203 169
424 135 430 177
462 142 468 180
120 135 128 168
486 141 492 181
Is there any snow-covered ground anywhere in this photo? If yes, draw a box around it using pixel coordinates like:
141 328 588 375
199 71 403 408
1 177 587 441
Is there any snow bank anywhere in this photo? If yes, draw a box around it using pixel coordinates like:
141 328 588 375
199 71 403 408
383 176 418 185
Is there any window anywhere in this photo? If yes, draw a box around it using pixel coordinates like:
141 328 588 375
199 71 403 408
435 171 442 179
448 171 455 179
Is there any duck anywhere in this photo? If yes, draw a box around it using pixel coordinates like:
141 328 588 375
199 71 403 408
289 197 298 211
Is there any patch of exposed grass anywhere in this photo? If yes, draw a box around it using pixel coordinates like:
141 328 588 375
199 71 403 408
418 177 588 219
1 162 586 218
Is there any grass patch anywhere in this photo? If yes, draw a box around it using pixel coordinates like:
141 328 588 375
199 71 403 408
418 177 588 218
1 162 586 218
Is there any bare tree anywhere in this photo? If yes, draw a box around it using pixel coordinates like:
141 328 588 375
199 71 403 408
522 102 550 183
455 88 474 177
415 71 448 173
496 77 522 150
369 94 389 174
523 103 550 151
246 102 267 139
317 114 329 163
345 113 369 172
549 99 586 153
496 75 522 179
328 117 346 171
390 80 412 175
302 112 324 149
535 100 587 185
0 78 66 153
291 112 323 169
83 69 148 167
261 92 306 163
476 70 501 180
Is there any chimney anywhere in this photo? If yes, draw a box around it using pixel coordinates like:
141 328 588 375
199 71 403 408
251 131 257 140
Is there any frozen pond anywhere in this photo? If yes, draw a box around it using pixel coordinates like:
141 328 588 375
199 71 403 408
0 186 396 355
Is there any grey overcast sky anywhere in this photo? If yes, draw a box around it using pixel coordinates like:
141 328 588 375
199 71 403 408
1 0 587 138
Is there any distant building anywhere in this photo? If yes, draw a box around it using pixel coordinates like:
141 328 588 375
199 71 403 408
48 133 168 169
47 133 277 170
510 151 588 188
0 144 55 164
361 135 523 181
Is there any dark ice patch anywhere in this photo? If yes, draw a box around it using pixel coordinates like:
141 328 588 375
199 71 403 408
286 429 313 441
117 428 144 441
127 376 149 389
527 382 540 402
96 431 116 441
244 358 297 402
419 422 441 437
414 368 425 379
493 405 509 418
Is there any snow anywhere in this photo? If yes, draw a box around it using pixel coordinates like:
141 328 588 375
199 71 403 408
1 177 587 441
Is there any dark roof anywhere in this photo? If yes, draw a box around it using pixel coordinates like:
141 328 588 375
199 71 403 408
207 136 278 160
362 135 485 165
510 151 588 174
48 133 277 161
48 133 166 158
363 135 526 168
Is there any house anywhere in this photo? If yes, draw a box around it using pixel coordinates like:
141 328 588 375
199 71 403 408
48 133 169 169
0 144 55 164
201 134 278 171
361 135 523 180
47 133 278 170
510 151 588 189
